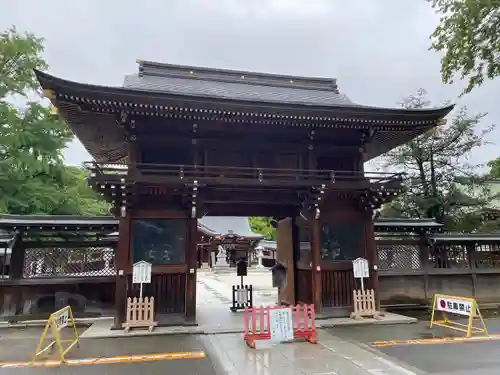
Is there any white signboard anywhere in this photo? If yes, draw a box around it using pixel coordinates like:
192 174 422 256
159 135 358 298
132 261 152 284
436 296 473 316
353 257 369 279
269 308 294 343
52 308 69 331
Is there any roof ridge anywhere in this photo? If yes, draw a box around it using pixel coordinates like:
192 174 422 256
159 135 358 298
136 59 340 93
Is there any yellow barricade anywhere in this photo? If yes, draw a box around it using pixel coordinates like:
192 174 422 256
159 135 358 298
430 294 488 338
31 305 80 364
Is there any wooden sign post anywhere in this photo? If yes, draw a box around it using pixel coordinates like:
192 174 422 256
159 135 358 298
353 257 369 292
123 261 157 332
132 260 152 298
351 257 380 320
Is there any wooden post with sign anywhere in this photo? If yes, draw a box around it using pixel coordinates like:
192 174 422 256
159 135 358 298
31 306 80 364
351 257 380 320
122 261 157 332
132 260 152 299
430 294 489 338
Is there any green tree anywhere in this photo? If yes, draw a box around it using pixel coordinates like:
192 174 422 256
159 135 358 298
249 217 276 240
0 26 108 215
428 0 500 94
487 157 500 178
381 88 498 232
0 27 47 97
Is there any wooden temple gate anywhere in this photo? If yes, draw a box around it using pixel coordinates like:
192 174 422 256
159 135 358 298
34 60 454 325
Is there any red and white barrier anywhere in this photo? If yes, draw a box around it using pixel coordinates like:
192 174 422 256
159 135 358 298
243 304 317 348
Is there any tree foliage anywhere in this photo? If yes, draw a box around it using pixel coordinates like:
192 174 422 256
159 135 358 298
381 88 498 232
0 26 108 216
429 0 500 94
487 157 500 178
249 217 276 240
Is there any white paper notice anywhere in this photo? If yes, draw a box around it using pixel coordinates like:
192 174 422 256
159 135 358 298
269 308 294 343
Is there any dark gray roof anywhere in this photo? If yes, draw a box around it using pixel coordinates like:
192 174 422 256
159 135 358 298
430 233 500 242
123 60 355 108
375 218 443 228
0 214 118 231
198 216 263 238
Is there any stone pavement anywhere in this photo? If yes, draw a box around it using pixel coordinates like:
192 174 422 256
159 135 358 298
80 271 415 338
204 330 421 375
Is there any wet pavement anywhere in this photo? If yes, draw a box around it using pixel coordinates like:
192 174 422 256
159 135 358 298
205 330 419 375
329 317 500 375
0 327 219 375
5 269 500 374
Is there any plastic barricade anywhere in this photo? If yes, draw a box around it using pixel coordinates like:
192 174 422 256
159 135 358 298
31 306 80 364
243 304 317 348
430 293 488 338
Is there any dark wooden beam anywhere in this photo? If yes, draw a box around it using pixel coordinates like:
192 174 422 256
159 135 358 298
186 218 197 321
114 216 130 329
309 216 321 313
194 190 303 205
128 173 330 189
135 134 362 154
134 117 359 137
204 204 297 217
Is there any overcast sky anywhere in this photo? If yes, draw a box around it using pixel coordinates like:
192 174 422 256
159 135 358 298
1 0 498 169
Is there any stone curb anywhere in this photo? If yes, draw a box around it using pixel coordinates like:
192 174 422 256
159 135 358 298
78 318 418 339
0 315 417 336
318 317 417 328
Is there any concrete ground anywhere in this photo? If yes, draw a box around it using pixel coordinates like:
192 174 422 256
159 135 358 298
330 318 500 375
0 327 220 375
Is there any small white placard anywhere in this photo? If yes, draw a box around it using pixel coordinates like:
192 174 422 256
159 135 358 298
353 257 369 279
132 261 152 284
436 296 473 316
52 308 69 331
269 308 294 343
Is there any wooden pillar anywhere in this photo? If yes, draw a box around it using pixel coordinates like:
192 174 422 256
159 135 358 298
309 216 322 312
291 216 299 304
467 243 477 297
364 217 379 309
185 217 197 321
114 124 137 328
9 232 24 315
9 232 24 279
419 233 431 301
114 216 131 329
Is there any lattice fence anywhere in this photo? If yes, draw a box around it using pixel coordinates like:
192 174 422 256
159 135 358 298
376 243 421 270
23 246 115 278
474 243 500 269
431 244 469 269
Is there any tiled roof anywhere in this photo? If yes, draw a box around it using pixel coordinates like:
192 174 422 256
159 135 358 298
430 233 500 242
198 217 263 238
123 60 355 107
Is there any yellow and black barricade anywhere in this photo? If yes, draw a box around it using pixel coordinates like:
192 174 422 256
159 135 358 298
31 305 80 364
430 293 488 338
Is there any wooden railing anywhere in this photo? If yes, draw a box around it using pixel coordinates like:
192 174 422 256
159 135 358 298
85 162 403 187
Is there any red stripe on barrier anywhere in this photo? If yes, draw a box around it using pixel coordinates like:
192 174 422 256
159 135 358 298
243 305 317 348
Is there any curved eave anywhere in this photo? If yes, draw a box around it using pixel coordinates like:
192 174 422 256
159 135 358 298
35 70 454 122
